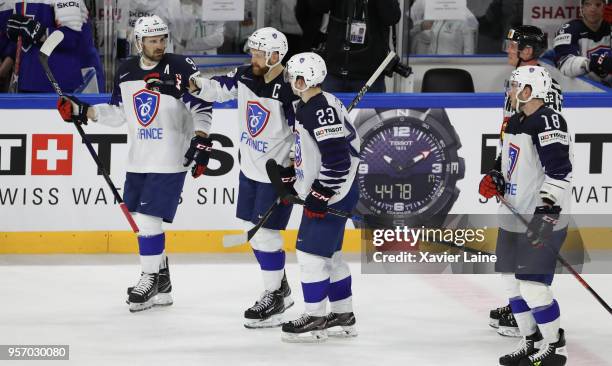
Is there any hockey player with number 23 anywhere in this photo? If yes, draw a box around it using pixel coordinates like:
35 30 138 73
280 52 360 343
56 15 213 313
488 66 572 366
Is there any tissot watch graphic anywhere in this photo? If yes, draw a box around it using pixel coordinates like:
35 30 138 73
354 109 465 227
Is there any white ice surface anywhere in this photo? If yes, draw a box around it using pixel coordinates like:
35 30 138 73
0 254 610 366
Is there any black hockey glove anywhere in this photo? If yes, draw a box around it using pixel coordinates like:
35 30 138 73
144 72 182 99
57 96 89 125
589 53 612 78
478 170 505 199
183 135 212 178
526 205 562 248
304 180 335 219
7 14 46 47
277 164 297 205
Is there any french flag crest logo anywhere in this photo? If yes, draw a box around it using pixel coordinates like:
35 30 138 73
507 143 520 179
133 89 160 127
246 101 271 137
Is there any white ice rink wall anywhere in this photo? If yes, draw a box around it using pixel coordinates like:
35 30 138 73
1 93 612 253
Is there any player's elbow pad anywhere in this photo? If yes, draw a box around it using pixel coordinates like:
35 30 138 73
540 177 570 205
559 56 588 77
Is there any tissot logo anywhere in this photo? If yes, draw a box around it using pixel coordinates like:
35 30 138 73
0 133 233 177
31 134 73 175
0 134 27 175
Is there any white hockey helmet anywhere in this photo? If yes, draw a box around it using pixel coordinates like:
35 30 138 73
134 15 169 53
509 65 552 110
285 52 327 93
247 27 288 68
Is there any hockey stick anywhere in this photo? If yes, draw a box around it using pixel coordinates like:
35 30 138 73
223 51 397 247
497 195 612 315
222 197 280 247
223 159 364 247
264 158 363 223
346 51 396 112
8 0 26 93
39 30 139 233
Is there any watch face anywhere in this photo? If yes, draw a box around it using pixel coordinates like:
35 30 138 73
356 111 462 222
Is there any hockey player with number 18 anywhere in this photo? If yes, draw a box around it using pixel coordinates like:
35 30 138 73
56 15 213 313
483 25 563 338
493 66 572 366
280 52 360 343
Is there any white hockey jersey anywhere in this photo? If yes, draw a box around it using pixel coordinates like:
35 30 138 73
93 54 212 173
194 65 299 182
293 92 360 205
499 106 573 232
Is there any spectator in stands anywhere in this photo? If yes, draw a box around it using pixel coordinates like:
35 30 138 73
308 0 401 93
221 0 257 54
477 0 524 54
295 0 327 53
553 0 612 86
266 0 304 61
2 0 99 93
118 0 183 55
409 0 478 55
176 0 225 55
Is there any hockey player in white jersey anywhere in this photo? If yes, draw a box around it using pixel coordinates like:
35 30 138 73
484 66 572 366
56 15 213 313
483 25 563 338
189 27 299 328
279 53 359 343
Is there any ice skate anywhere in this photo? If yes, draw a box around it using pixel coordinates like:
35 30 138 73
126 257 173 307
497 312 521 337
499 329 542 366
325 312 358 337
128 273 159 313
519 329 567 366
490 304 512 329
281 314 328 343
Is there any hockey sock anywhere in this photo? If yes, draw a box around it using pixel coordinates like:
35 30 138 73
138 233 165 274
509 295 537 336
133 213 165 274
250 227 285 291
297 250 331 316
532 300 561 343
252 249 286 291
520 280 560 343
329 251 353 313
504 273 537 336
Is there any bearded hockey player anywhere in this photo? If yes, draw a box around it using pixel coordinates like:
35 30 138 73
280 52 359 343
482 66 572 366
56 15 213 313
189 27 299 328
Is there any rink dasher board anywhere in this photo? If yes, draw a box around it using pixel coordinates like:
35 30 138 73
0 102 611 253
